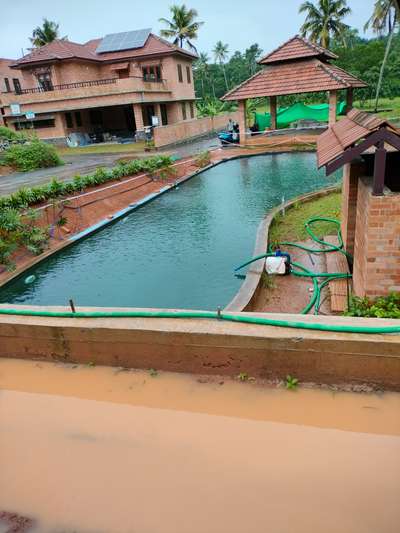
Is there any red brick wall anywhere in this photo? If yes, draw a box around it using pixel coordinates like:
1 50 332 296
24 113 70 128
353 177 400 297
341 161 365 256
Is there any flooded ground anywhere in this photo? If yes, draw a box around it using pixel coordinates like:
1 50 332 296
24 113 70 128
1 358 400 533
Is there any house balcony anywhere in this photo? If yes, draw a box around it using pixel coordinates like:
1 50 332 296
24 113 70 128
0 76 171 110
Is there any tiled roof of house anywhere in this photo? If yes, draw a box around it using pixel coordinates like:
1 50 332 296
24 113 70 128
222 58 366 101
259 35 337 64
11 33 196 68
317 109 400 168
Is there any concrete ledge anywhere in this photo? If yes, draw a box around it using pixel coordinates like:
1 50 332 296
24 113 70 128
1 305 400 389
225 185 341 312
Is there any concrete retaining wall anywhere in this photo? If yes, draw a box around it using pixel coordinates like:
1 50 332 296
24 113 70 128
153 112 240 148
1 306 400 389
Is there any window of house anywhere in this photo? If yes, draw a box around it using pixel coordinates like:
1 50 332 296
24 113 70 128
15 119 55 130
186 66 191 84
160 104 168 126
65 112 73 128
181 102 187 120
189 101 194 119
13 79 21 94
74 111 82 127
177 64 183 83
4 78 10 92
142 65 161 82
37 72 53 91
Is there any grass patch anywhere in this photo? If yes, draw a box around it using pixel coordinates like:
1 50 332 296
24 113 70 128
356 96 400 121
269 191 341 243
57 141 146 156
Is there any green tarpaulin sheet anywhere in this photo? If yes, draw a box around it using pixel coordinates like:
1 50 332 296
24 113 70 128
254 101 346 131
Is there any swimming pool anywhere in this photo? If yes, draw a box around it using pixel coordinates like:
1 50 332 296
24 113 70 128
0 153 339 309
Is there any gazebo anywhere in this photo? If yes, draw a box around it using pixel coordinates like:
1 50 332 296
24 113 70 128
221 35 367 143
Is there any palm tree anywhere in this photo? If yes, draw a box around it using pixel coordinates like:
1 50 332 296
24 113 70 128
159 4 203 52
365 1 398 111
30 18 65 47
299 0 352 48
364 0 397 34
213 41 229 91
194 52 209 97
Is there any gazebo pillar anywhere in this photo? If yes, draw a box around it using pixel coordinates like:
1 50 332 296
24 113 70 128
270 96 277 130
328 90 338 125
238 99 247 145
345 88 354 114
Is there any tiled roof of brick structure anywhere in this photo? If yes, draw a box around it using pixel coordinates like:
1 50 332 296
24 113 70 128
11 34 196 68
317 109 400 168
258 35 337 64
222 58 367 101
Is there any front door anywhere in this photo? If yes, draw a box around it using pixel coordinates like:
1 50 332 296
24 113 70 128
142 105 155 126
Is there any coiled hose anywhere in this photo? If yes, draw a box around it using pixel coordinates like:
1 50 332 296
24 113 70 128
235 217 352 315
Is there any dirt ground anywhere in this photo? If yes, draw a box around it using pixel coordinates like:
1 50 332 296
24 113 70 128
252 240 332 315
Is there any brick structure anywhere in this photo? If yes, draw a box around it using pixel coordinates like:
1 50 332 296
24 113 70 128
318 110 400 298
0 58 23 126
0 31 197 144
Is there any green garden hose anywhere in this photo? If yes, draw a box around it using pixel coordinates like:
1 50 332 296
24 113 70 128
235 217 352 315
0 306 399 334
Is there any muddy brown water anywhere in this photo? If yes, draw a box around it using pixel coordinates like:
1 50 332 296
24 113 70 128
1 358 400 533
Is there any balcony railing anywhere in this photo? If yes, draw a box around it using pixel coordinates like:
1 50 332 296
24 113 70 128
16 76 167 95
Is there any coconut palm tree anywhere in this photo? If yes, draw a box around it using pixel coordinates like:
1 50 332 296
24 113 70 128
159 4 203 52
364 0 397 34
299 0 352 48
365 1 398 111
213 41 229 91
194 52 209 97
30 18 65 47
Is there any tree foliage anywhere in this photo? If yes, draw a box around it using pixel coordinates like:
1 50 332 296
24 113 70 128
30 18 65 47
299 0 352 48
159 4 203 51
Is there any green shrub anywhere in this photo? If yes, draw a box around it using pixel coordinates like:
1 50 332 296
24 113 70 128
3 139 63 171
345 293 400 319
0 126 25 142
0 208 49 270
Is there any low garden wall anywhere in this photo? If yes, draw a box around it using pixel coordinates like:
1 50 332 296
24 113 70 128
1 306 400 389
153 112 240 148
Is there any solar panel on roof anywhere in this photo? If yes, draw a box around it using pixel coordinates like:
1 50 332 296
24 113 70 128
96 28 151 54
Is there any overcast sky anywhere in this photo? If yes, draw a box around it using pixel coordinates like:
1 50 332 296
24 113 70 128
1 0 377 60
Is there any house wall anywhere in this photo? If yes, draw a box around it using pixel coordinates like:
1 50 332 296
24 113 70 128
0 59 22 125
352 176 400 297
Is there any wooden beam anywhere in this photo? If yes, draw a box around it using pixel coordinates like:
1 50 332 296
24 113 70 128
325 128 400 175
345 88 354 114
373 141 387 195
270 96 277 130
238 100 247 145
329 90 338 125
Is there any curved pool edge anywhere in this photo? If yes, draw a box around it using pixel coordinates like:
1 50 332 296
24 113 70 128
223 185 341 313
0 148 316 294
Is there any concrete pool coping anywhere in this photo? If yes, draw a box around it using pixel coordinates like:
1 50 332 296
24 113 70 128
1 305 400 389
224 185 341 312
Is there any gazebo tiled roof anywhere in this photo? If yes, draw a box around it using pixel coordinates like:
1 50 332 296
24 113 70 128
259 35 337 64
222 35 367 102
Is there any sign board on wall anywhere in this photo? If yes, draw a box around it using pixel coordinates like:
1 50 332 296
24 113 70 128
25 111 35 120
10 103 21 115
151 116 159 127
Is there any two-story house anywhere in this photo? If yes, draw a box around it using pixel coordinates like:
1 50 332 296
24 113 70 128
0 29 197 143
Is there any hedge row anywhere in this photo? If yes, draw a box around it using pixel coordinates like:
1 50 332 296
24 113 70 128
0 155 173 211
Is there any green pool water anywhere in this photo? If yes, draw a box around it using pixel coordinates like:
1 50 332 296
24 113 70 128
1 153 339 310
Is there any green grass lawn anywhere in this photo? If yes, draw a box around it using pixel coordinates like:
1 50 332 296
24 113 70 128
356 96 400 121
57 141 146 156
269 191 342 243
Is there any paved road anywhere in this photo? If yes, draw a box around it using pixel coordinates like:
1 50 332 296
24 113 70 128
0 136 220 196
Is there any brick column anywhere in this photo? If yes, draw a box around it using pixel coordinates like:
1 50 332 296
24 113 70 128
154 103 162 126
270 96 277 130
353 177 400 298
238 100 247 145
133 104 145 139
328 90 338 125
341 161 365 257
